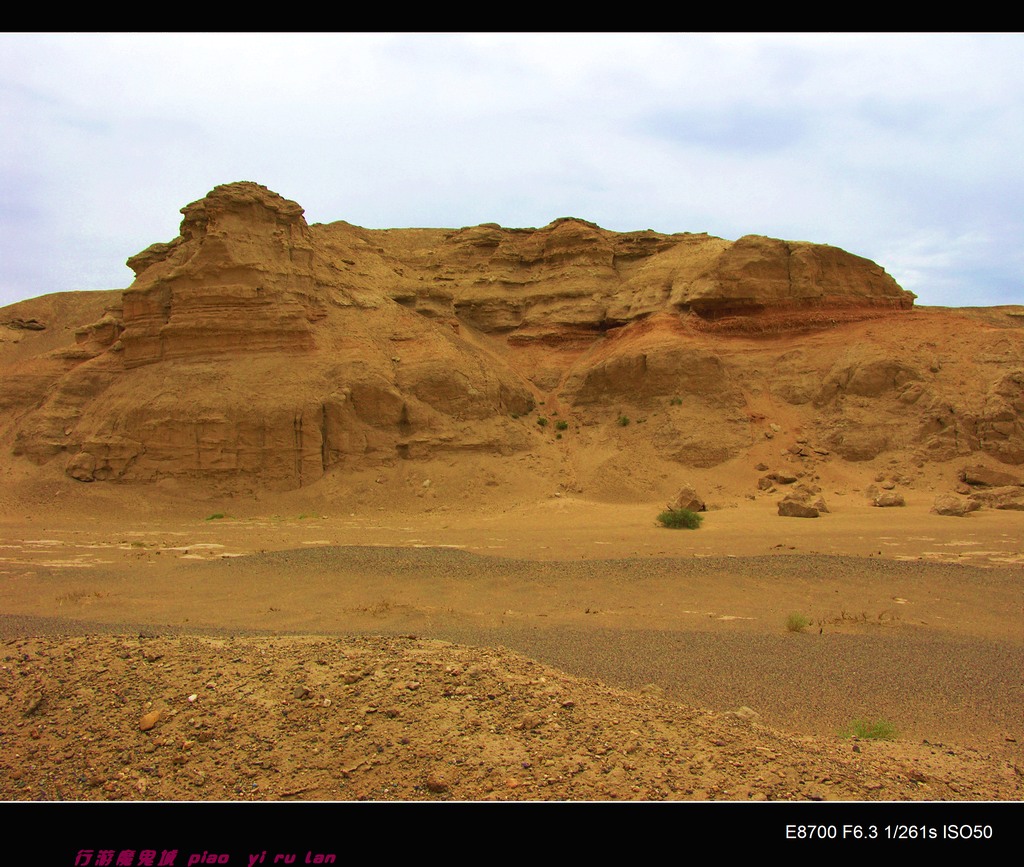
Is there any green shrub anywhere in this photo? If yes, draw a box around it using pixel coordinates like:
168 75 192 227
555 420 568 431
617 415 630 427
843 719 897 740
657 508 702 530
205 513 226 521
537 417 548 427
786 612 812 633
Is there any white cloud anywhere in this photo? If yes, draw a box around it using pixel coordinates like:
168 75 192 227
1 33 1022 308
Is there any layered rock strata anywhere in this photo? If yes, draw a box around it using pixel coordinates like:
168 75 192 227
0 181 1020 495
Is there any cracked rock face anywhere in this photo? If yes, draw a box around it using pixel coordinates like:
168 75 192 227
0 182 1021 493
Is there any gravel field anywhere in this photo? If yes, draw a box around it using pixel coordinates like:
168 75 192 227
1 545 1021 803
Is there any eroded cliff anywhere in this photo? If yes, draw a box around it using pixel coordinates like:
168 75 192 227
0 181 1019 497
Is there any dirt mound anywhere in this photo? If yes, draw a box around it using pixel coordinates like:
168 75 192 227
3 632 1018 801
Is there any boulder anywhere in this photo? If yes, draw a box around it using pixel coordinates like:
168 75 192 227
668 484 706 513
779 482 828 517
932 494 981 517
778 499 819 518
959 465 1023 488
873 492 906 507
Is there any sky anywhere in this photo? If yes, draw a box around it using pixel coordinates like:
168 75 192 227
2 33 1022 309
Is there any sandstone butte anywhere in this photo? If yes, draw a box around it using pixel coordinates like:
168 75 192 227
0 181 1022 498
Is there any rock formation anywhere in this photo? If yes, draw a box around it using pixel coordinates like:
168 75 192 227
0 181 1021 496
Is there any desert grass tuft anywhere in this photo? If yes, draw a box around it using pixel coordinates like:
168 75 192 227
657 508 702 530
786 612 812 633
843 718 897 740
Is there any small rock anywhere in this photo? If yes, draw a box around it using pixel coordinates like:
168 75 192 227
293 686 310 700
874 492 906 507
424 773 449 793
139 710 162 732
724 706 760 723
520 712 544 730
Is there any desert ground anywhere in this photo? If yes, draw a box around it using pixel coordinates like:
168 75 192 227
1 472 1021 803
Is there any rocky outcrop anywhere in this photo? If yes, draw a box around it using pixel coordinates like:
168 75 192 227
669 234 913 318
3 318 46 331
967 486 1024 511
976 372 1024 464
373 219 914 341
119 183 331 368
0 181 1021 495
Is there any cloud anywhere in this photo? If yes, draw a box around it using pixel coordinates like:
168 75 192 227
1 33 1021 308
